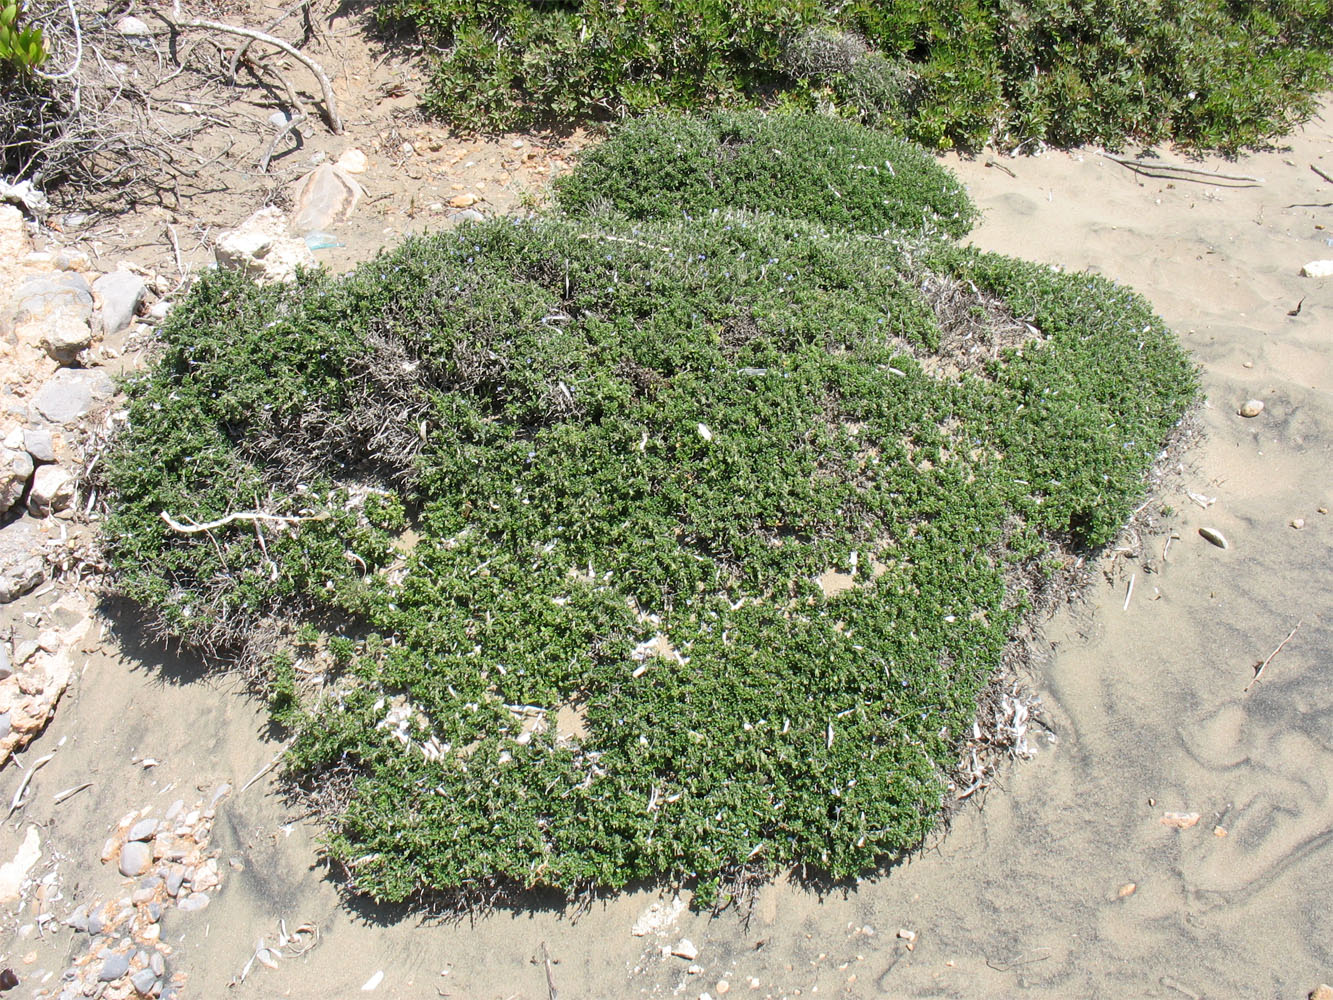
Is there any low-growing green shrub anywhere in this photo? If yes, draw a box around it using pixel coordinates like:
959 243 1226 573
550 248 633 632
374 0 1333 149
554 111 976 237
102 196 1196 905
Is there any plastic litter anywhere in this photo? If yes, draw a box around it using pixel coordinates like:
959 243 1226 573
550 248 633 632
304 232 343 250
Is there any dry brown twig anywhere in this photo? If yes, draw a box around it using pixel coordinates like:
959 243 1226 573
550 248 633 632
1097 151 1263 187
1244 620 1302 692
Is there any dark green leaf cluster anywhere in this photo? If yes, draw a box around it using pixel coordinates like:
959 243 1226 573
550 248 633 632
101 121 1196 907
374 0 1332 150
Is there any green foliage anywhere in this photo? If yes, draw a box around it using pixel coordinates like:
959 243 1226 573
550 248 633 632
101 120 1196 907
554 111 977 238
376 0 1332 149
0 1 47 74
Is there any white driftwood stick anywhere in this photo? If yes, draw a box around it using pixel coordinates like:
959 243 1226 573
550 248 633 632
160 509 328 534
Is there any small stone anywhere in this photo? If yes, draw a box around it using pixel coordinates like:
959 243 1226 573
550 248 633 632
1213 825 1228 838
176 892 209 912
118 842 151 878
145 902 161 923
93 272 148 336
448 193 477 208
1309 985 1333 1000
400 142 415 156
268 110 290 128
1290 518 1305 530
671 939 698 961
687 964 703 975
336 149 368 174
1117 882 1137 898
127 819 158 843
0 447 33 514
27 464 74 516
716 980 730 994
1160 811 1200 829
5 273 94 363
1238 399 1264 417
64 904 90 931
87 910 105 935
32 368 115 425
1299 260 1333 278
0 713 9 739
897 928 917 950
114 15 150 35
1198 527 1228 549
149 953 164 977
22 429 55 464
454 208 486 224
129 969 157 995
99 953 130 982
164 867 184 897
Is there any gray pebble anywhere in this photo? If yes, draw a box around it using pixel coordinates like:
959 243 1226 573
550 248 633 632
149 952 164 976
99 952 130 981
1198 526 1229 549
64 903 90 931
128 819 159 842
93 271 147 336
453 208 486 224
0 712 10 739
119 841 151 877
165 867 184 897
32 368 115 426
146 902 161 923
129 968 157 995
22 428 55 463
0 641 8 679
87 911 105 935
176 892 210 912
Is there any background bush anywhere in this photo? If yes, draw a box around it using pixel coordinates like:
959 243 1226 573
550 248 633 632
553 111 977 237
375 0 1333 149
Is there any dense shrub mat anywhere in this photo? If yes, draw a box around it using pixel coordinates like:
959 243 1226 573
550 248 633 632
103 116 1196 904
553 112 976 238
375 0 1333 150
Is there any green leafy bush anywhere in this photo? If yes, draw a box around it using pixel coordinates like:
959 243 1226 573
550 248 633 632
101 120 1196 908
0 1 47 75
376 0 1332 149
554 111 977 237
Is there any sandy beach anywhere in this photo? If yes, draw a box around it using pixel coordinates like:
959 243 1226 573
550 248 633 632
1 91 1329 999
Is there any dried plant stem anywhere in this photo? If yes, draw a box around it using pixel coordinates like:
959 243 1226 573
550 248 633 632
1245 620 1302 692
160 12 343 133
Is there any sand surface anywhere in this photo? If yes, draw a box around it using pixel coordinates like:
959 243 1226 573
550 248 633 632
3 104 1331 999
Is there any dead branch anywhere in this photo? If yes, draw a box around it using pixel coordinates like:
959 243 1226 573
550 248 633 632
259 111 306 173
1096 151 1263 187
159 11 343 133
1245 620 1302 692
